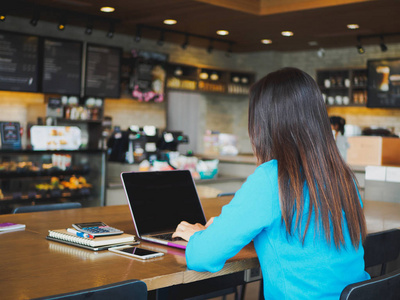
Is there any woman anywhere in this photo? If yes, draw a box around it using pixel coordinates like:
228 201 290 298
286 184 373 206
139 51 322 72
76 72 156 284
172 67 370 299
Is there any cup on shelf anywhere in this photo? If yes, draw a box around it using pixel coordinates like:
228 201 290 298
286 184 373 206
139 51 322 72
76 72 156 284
335 95 342 105
327 96 335 105
342 96 350 105
324 79 331 88
344 78 350 87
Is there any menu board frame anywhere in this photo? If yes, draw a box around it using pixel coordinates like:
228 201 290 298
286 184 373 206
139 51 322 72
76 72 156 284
40 37 83 96
84 43 122 98
0 30 39 93
0 121 21 150
367 57 400 108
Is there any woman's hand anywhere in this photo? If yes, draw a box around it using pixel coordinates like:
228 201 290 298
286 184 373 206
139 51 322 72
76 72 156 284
172 217 215 241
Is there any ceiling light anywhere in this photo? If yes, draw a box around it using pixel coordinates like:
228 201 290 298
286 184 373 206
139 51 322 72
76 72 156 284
0 13 6 22
347 24 359 30
210 72 219 81
281 31 294 37
216 30 229 36
199 71 208 80
261 39 272 44
174 67 183 76
163 19 177 25
100 7 115 13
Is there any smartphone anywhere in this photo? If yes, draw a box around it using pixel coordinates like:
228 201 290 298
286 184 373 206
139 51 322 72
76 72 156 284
109 246 164 260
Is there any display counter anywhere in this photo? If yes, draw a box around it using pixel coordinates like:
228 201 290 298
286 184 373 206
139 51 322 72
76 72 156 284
0 149 106 214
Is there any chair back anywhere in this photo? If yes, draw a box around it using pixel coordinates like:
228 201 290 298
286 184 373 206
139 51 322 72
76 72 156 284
12 202 82 214
363 229 400 276
340 269 400 300
32 279 147 300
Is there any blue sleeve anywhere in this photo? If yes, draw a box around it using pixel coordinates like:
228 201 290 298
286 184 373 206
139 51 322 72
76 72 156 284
185 162 278 272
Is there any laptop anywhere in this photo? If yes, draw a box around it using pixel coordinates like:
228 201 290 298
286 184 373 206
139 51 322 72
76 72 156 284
121 170 207 249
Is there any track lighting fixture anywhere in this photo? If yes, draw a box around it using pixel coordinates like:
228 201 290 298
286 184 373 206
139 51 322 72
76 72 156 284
356 37 365 54
58 16 66 31
356 45 365 54
85 19 93 35
136 24 235 54
134 25 141 42
380 36 388 52
30 11 40 27
107 22 114 38
225 42 233 58
157 30 165 46
207 39 214 54
181 34 189 50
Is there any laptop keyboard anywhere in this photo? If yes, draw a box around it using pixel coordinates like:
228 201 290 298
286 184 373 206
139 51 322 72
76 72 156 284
152 233 184 241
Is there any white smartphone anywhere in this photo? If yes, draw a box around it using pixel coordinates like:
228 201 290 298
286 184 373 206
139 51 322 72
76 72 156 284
109 245 164 260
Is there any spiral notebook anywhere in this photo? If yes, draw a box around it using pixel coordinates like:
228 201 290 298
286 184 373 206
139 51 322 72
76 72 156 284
47 229 138 251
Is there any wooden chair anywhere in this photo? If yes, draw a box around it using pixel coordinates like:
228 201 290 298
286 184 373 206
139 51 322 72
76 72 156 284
340 269 400 300
12 202 82 214
31 279 147 300
363 229 400 277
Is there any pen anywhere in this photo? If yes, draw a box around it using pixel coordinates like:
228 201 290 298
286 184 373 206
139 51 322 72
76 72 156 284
67 228 94 239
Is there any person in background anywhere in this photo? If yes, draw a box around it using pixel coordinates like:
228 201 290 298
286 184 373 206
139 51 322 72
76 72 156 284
330 116 346 139
173 67 370 299
330 116 349 161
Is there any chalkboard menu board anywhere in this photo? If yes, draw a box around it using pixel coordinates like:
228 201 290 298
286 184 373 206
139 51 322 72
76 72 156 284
0 31 39 92
367 58 400 108
85 44 121 98
42 38 82 95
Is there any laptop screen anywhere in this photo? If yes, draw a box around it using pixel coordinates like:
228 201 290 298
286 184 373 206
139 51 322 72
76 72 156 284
121 170 207 236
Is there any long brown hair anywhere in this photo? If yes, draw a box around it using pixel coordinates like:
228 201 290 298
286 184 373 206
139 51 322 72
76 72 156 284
248 67 366 249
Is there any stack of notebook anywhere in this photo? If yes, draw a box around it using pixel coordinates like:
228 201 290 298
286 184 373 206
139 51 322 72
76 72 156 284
47 229 138 251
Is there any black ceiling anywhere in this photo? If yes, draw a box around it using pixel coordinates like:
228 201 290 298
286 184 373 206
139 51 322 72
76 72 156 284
3 0 400 53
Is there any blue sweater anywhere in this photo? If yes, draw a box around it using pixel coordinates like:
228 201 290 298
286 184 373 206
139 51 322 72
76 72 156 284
186 160 370 299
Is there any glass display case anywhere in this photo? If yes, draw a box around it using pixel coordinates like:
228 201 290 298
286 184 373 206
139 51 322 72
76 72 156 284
0 149 106 214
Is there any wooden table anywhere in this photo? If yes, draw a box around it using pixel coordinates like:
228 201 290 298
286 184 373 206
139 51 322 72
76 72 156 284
0 197 399 300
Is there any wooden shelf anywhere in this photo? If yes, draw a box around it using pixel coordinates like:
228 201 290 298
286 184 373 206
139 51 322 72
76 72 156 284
166 62 255 96
317 68 368 106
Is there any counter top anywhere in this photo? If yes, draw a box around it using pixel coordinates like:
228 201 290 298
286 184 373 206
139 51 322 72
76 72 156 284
196 154 257 165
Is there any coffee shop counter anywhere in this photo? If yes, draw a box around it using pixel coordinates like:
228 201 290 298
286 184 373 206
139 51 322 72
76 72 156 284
105 161 248 206
196 154 400 203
